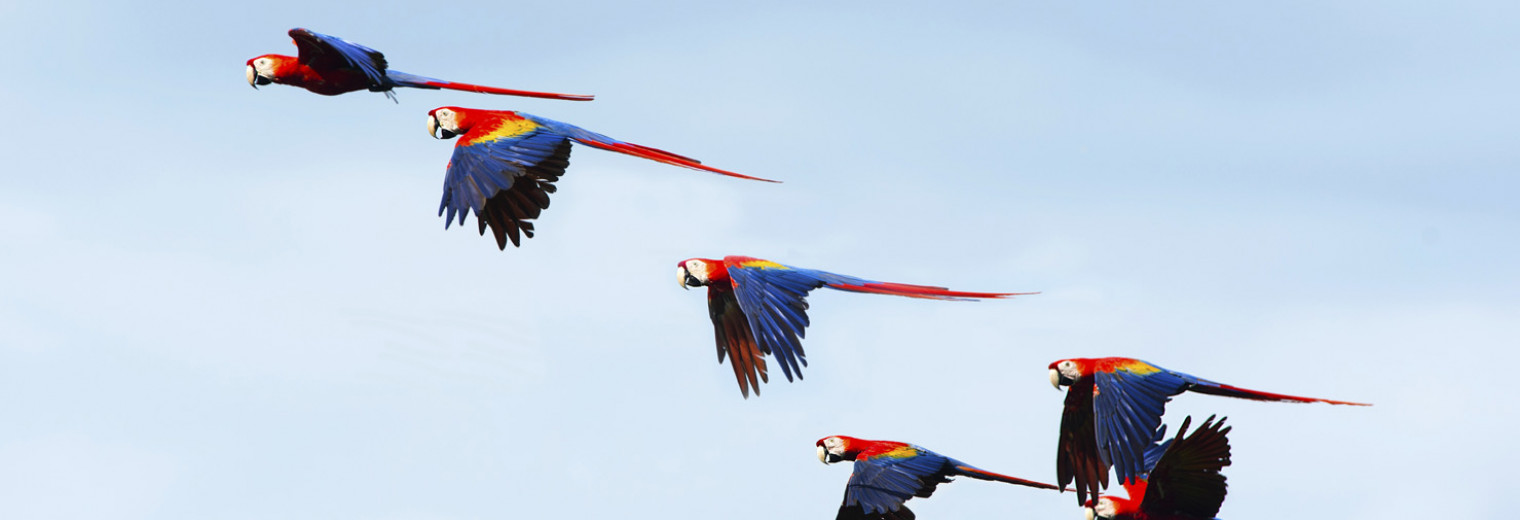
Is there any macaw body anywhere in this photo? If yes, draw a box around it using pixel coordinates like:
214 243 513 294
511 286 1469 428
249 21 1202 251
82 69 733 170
1048 357 1368 506
1086 416 1232 520
246 28 593 101
426 108 775 249
679 256 1035 397
817 435 1059 520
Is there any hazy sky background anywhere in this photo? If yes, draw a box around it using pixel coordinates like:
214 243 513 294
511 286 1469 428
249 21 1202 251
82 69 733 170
1 1 1516 518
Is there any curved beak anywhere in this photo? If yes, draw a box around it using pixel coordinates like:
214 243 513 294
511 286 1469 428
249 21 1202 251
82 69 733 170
1049 368 1063 389
817 445 829 464
246 65 272 88
1085 506 1096 520
428 114 455 139
677 266 690 290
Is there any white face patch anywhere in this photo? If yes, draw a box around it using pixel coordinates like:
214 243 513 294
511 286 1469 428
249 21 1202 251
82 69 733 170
683 259 711 284
432 109 459 134
819 436 846 462
1093 497 1116 519
1057 360 1083 382
253 58 274 77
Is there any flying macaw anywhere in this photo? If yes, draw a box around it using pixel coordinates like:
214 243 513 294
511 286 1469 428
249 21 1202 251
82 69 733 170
246 28 593 102
678 256 1034 397
1048 357 1368 506
1085 416 1232 520
817 435 1060 520
428 107 776 249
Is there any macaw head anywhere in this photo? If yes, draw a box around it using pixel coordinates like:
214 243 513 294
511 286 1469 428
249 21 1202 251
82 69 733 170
1082 495 1129 520
1049 358 1089 389
676 258 725 290
245 54 288 88
816 436 858 464
428 107 466 140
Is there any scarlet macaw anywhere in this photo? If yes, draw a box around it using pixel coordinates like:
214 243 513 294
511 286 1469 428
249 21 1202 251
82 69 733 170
817 435 1060 520
678 256 1034 397
246 28 592 102
428 108 776 249
1085 415 1232 520
1048 357 1367 506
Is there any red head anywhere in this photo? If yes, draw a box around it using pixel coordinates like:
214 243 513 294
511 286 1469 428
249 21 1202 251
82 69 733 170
1049 358 1097 389
816 435 865 464
1083 494 1139 520
427 106 472 140
245 54 295 88
677 258 729 290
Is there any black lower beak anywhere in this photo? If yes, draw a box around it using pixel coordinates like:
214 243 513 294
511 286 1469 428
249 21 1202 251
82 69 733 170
825 453 843 463
254 76 272 86
684 275 703 287
440 129 456 139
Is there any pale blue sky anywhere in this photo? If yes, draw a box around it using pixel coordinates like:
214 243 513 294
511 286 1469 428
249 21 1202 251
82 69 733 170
1 1 1516 518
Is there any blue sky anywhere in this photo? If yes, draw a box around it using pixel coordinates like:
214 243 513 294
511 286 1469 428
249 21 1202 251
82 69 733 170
1 1 1516 518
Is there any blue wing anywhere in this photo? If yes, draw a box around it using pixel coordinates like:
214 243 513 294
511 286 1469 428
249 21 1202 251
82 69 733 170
288 28 388 86
440 114 572 249
1092 365 1192 487
843 449 952 517
723 258 835 383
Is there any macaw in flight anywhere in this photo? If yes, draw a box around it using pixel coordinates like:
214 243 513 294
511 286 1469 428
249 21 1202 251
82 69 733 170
246 28 593 102
428 107 776 249
1085 415 1232 520
1048 357 1368 506
678 256 1034 397
817 435 1060 520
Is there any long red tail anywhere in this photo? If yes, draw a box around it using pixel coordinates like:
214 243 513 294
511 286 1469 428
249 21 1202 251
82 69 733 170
579 139 780 183
828 282 1038 301
1190 383 1371 406
430 80 595 101
388 70 595 101
954 465 1062 490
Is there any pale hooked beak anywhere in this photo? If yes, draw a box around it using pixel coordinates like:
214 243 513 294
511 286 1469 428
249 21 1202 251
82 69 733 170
428 114 455 139
817 445 828 464
246 65 271 88
1049 368 1062 389
677 266 690 290
1085 506 1096 520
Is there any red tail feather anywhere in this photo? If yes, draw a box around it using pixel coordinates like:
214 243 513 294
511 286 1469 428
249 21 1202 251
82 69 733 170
954 466 1061 490
426 80 595 101
582 140 780 183
1194 383 1371 406
829 282 1037 301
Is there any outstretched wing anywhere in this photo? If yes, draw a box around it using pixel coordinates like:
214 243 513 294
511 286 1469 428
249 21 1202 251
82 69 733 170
706 283 768 398
1143 416 1232 520
439 113 572 249
288 28 387 86
1057 378 1107 506
722 257 831 383
841 447 951 518
1091 360 1191 489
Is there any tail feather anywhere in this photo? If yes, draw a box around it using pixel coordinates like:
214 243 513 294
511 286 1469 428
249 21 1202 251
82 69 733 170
953 465 1061 490
386 70 594 101
578 139 780 183
1190 383 1370 406
828 282 1038 301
